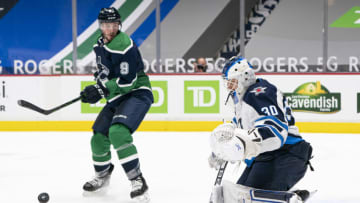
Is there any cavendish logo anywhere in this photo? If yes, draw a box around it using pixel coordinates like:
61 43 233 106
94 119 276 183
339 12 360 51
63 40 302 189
284 81 341 113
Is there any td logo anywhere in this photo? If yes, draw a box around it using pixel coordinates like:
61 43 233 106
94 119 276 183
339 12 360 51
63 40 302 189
148 81 168 113
184 80 219 113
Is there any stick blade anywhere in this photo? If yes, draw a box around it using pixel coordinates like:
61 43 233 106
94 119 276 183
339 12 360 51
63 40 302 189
17 99 48 115
17 99 26 107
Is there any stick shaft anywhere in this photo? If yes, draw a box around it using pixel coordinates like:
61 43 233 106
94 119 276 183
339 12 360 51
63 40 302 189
47 96 82 114
214 161 228 185
209 161 228 203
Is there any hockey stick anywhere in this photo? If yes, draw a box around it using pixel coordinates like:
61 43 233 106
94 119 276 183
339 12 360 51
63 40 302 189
214 161 228 185
209 161 228 203
208 89 234 202
18 96 82 115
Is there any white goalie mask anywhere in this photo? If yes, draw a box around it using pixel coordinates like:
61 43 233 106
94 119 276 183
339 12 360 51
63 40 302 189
222 56 256 94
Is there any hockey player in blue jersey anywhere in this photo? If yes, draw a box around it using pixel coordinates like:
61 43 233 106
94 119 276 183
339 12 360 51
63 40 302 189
208 56 313 203
80 7 152 202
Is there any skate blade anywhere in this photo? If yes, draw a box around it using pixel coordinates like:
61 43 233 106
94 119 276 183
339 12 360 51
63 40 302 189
82 186 109 197
305 190 317 202
132 191 150 203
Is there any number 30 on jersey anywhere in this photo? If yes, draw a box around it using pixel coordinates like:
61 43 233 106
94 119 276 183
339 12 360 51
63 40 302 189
261 105 279 116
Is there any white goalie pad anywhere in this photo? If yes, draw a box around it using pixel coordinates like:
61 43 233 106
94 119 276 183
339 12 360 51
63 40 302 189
222 180 252 203
210 185 224 203
222 181 304 203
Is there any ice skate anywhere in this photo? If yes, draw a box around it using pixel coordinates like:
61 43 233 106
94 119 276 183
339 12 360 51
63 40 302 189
293 189 317 202
82 164 114 195
130 175 150 203
293 189 310 202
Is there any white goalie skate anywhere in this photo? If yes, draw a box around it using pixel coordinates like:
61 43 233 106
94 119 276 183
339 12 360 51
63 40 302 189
130 175 150 203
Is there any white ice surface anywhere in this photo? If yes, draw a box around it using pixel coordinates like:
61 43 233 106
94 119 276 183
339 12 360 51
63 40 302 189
0 132 360 203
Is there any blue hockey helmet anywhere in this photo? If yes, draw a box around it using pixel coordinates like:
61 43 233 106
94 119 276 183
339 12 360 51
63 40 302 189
222 56 256 94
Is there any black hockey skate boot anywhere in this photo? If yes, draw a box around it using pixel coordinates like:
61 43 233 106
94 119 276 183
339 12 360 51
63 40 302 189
130 175 150 202
83 163 114 192
294 190 310 202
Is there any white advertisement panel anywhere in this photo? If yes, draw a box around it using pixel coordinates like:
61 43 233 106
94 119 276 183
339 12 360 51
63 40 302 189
0 74 359 123
262 74 360 122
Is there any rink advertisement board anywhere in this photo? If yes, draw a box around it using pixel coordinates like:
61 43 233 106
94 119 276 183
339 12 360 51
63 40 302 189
358 93 360 113
284 81 341 113
0 74 360 132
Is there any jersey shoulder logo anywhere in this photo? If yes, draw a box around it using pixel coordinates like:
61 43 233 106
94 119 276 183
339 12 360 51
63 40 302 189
250 87 267 96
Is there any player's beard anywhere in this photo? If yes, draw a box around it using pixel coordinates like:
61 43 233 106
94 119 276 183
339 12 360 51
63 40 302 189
103 31 117 43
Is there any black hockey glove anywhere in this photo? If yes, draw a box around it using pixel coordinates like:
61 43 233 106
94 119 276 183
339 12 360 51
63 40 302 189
80 83 109 104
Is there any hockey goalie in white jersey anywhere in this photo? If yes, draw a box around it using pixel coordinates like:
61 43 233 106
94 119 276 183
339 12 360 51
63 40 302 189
209 56 314 203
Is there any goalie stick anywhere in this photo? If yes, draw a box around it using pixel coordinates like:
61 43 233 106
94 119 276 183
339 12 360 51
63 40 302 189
209 161 228 203
18 96 82 115
214 161 228 186
208 87 235 202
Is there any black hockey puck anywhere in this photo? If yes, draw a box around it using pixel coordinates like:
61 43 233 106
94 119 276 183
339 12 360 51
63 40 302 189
38 192 49 203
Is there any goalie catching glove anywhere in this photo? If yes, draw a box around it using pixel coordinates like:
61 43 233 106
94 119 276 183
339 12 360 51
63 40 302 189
81 82 109 104
209 123 263 163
